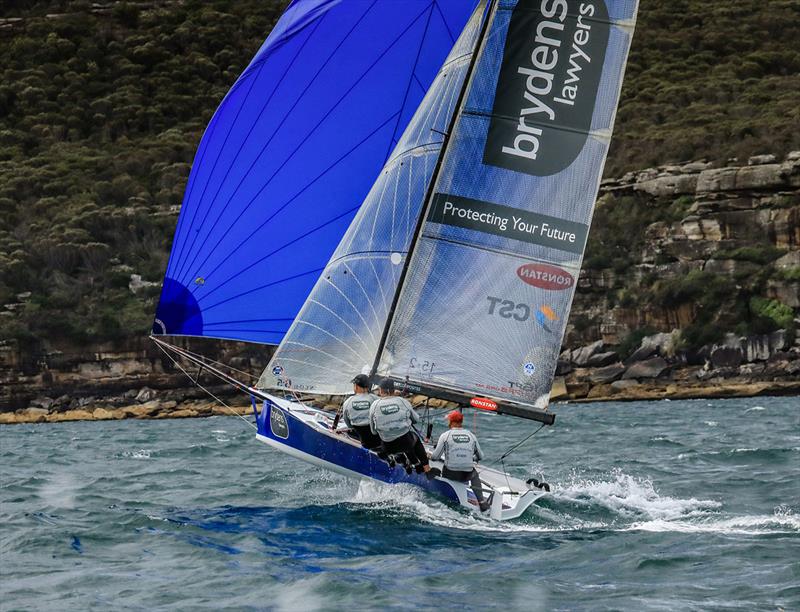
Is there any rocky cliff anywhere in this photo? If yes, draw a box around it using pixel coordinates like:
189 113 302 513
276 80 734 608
2 153 798 420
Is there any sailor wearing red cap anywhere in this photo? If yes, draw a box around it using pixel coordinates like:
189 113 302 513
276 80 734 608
431 410 489 511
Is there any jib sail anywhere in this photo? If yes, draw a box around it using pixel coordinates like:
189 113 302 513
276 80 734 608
258 4 487 394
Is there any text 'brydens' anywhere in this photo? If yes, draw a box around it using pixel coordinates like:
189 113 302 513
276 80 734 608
484 0 610 176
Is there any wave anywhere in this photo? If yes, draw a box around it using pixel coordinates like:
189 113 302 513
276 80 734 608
326 470 799 536
626 512 800 534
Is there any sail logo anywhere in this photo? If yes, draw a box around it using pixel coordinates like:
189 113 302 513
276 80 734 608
470 397 498 411
517 263 575 290
486 296 558 333
483 0 610 176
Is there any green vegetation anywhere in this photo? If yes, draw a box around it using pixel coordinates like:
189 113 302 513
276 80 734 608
714 246 787 265
608 0 800 176
749 296 795 331
618 326 657 358
584 193 672 272
0 1 283 348
0 0 798 350
774 267 800 281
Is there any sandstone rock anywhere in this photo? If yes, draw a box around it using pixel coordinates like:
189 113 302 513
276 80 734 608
136 387 157 402
211 405 240 416
634 173 697 197
589 363 626 384
550 377 568 400
734 164 784 190
710 346 743 368
585 351 619 367
743 330 787 362
92 407 118 420
30 396 55 410
128 273 159 294
587 384 613 399
0 413 19 424
610 379 641 392
164 409 198 418
774 250 800 269
571 340 606 367
738 363 766 378
622 356 669 380
627 332 677 364
697 167 738 193
566 382 590 398
48 409 94 422
680 216 723 241
122 401 161 418
748 154 776 166
555 359 573 375
20 407 49 418
12 408 48 423
192 404 213 416
703 259 761 277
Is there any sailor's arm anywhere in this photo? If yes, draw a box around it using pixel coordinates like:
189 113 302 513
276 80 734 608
430 432 446 462
369 403 378 434
341 398 352 428
474 436 485 462
407 403 420 424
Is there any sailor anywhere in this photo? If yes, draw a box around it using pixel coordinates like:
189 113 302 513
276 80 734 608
370 378 433 476
341 374 381 449
430 410 489 511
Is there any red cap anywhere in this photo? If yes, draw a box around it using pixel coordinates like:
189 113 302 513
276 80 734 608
446 410 463 424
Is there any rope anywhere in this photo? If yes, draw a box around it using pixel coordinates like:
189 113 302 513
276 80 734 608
164 343 260 383
154 341 257 431
486 423 546 468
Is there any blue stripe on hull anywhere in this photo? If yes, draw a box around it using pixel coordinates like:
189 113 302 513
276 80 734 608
256 400 462 504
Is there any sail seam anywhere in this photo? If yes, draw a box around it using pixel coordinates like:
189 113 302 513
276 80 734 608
178 3 428 285
172 17 325 282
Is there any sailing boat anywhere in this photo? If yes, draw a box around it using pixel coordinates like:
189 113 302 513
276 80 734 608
152 0 638 520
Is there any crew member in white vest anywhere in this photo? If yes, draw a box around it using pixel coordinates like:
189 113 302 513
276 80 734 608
340 374 380 449
430 410 489 511
369 378 433 477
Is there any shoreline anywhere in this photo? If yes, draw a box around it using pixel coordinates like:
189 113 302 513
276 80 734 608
2 379 797 425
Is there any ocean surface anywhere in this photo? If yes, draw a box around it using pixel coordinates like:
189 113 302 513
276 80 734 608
1 396 798 611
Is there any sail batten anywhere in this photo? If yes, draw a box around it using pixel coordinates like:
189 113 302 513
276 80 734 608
259 4 488 393
376 0 639 410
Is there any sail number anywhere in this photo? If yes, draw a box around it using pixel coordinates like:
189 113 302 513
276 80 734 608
408 357 435 376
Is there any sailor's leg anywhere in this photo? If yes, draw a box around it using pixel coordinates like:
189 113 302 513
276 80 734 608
469 469 486 503
408 433 430 472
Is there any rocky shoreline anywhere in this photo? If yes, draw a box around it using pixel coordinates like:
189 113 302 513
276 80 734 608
2 379 796 426
2 327 797 425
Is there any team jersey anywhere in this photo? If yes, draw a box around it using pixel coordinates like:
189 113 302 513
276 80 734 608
341 392 378 427
369 396 419 442
431 428 484 472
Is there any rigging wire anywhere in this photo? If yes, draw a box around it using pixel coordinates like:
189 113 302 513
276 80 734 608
154 341 257 431
162 343 260 383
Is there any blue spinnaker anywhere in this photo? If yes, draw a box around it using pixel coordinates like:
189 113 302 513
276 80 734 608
154 0 479 344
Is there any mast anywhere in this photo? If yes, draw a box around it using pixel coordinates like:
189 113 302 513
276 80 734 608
370 0 495 378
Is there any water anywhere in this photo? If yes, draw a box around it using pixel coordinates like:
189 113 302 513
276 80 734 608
1 397 798 611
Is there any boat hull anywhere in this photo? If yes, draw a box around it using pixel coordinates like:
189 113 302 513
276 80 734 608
254 394 546 520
